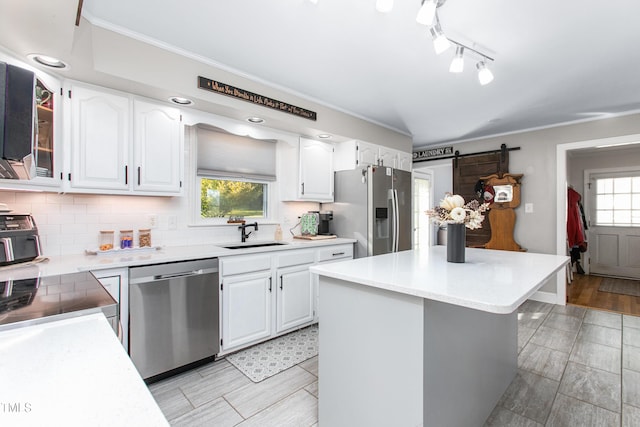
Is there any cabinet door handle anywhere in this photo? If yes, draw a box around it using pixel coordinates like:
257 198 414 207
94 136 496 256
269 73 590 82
125 165 128 185
137 167 141 186
301 182 304 195
332 252 345 256
280 275 283 290
269 277 272 292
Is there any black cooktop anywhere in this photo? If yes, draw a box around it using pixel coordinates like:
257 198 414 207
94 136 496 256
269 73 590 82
0 271 117 328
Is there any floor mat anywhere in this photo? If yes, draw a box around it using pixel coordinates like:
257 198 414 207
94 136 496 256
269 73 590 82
226 324 318 383
598 277 640 297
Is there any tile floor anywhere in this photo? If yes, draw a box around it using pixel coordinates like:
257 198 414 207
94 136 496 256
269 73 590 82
149 301 640 426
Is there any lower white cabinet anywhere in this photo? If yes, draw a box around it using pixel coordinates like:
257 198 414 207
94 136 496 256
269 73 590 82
221 270 272 350
219 244 353 354
91 267 129 350
276 263 314 333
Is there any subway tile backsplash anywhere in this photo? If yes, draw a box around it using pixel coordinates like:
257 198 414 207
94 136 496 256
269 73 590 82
0 190 318 257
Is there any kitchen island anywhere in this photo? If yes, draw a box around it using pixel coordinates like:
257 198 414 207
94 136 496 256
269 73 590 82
310 246 569 427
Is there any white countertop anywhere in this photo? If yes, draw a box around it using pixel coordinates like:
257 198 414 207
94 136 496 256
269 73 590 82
310 246 569 314
0 313 168 427
0 238 356 281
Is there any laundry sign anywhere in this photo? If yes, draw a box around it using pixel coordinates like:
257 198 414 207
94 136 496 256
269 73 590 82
413 146 454 162
198 76 317 121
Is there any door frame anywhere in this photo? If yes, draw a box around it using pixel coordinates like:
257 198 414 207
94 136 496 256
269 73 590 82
412 170 434 249
556 133 640 304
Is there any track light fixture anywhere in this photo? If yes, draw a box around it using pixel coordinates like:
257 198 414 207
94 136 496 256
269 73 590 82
476 61 494 85
430 24 451 55
376 0 394 13
449 46 464 73
416 0 438 25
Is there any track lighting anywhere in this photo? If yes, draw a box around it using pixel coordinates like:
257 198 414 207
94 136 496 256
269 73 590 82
476 61 494 85
449 46 464 73
416 0 438 26
430 25 450 55
376 0 394 13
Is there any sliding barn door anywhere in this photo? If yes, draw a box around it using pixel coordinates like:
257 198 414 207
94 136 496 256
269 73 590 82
453 152 509 248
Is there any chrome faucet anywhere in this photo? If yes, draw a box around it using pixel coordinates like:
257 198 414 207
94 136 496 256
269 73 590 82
239 222 258 242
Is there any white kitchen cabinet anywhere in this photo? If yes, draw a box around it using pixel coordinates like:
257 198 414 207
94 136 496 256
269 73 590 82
396 150 413 172
220 254 273 351
276 264 314 333
133 99 182 193
275 249 316 333
221 270 272 351
334 140 412 172
91 267 129 350
279 137 334 202
65 81 183 195
218 243 353 354
68 83 130 191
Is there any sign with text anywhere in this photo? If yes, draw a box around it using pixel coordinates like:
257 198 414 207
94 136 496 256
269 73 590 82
413 146 454 162
198 76 317 121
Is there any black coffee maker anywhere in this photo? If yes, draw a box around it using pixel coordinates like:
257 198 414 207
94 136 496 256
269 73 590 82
318 211 333 235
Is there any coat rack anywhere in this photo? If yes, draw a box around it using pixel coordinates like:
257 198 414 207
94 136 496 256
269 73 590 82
480 173 526 252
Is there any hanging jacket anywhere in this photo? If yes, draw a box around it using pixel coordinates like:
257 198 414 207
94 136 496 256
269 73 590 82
567 187 585 248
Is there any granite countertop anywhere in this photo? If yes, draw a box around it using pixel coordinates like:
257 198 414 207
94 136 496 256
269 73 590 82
0 238 356 281
310 246 569 314
0 314 168 427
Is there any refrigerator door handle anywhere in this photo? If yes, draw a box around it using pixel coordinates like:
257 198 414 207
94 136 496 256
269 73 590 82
391 189 400 252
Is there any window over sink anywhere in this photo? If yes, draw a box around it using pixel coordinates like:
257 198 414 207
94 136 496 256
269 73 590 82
194 125 276 225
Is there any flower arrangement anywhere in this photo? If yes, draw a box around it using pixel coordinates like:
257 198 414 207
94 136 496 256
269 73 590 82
426 194 490 230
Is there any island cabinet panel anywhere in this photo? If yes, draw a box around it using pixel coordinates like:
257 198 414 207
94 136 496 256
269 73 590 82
92 267 129 350
220 270 272 351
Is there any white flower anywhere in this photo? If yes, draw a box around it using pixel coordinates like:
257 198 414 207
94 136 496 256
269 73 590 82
440 194 465 211
450 207 466 222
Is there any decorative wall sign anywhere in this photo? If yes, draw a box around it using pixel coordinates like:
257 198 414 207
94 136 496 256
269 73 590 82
198 76 317 121
413 146 454 162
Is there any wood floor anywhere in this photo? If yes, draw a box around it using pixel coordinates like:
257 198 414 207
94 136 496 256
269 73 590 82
567 273 640 316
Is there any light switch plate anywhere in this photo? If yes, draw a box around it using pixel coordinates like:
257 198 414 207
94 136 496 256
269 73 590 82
525 203 534 213
168 215 178 230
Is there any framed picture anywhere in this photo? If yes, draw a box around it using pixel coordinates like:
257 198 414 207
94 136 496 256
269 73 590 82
493 185 513 202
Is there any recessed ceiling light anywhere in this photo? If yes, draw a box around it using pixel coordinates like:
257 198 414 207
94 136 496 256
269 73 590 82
317 134 332 139
169 96 194 106
247 117 265 124
27 54 68 69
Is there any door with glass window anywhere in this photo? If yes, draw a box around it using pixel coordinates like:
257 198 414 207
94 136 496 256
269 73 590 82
587 171 640 279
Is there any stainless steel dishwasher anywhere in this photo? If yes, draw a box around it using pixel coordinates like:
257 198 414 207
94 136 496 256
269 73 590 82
129 258 219 381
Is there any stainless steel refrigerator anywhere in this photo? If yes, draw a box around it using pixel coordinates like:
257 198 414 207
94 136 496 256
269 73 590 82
325 165 412 258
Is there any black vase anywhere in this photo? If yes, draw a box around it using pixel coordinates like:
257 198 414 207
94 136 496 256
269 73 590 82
447 223 466 263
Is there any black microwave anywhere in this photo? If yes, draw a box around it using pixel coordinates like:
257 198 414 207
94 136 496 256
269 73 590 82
0 62 36 180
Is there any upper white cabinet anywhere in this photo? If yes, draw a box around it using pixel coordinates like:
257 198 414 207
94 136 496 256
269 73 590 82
64 81 183 196
279 137 334 202
133 99 182 193
68 84 130 191
334 140 412 172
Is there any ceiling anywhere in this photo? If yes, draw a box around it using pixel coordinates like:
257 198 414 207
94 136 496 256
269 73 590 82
2 1 640 148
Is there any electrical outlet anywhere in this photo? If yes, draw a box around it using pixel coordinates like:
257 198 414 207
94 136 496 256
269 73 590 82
148 214 158 228
168 215 178 230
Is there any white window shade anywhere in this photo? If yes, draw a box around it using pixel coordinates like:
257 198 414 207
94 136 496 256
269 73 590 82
197 126 276 181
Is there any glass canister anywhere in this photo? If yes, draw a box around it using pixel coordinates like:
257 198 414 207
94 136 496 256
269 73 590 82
99 230 114 251
138 229 152 247
119 230 133 249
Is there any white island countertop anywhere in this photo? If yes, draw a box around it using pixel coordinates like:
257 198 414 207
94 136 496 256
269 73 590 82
310 246 569 314
0 313 168 427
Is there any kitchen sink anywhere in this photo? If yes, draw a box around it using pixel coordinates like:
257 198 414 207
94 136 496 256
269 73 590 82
221 242 288 250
